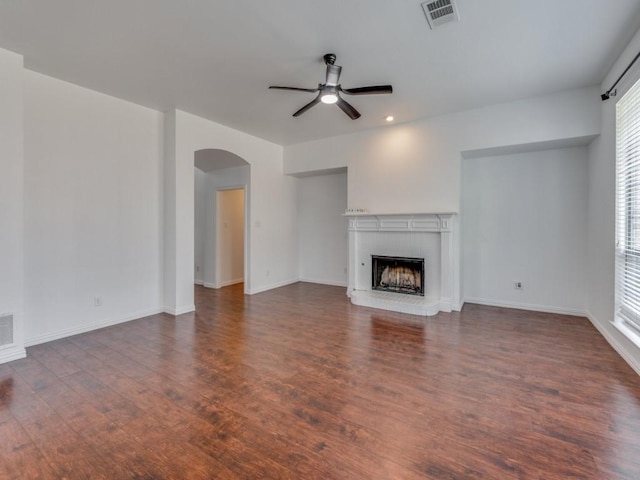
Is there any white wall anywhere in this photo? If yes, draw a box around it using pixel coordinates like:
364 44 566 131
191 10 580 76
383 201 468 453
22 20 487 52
23 70 164 345
462 147 588 314
284 87 601 214
217 189 245 286
194 168 206 284
0 48 25 362
163 110 179 312
297 172 348 286
167 110 297 304
587 27 640 374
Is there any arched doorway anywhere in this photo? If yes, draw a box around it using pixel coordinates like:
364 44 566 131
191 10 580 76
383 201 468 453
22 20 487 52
194 149 250 293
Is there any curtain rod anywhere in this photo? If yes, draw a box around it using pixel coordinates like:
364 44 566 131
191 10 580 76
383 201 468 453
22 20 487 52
602 50 640 101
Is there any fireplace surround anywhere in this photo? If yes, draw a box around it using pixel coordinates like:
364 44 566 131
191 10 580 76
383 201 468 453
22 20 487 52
346 213 460 316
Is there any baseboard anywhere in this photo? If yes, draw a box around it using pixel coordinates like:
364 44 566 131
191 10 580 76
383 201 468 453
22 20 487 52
586 310 640 377
463 297 586 317
439 297 454 313
299 277 348 288
25 307 165 347
200 280 242 289
0 344 27 364
246 278 299 295
194 279 204 286
164 304 196 316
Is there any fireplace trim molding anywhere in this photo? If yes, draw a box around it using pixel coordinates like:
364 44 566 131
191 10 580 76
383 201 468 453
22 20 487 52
346 213 460 316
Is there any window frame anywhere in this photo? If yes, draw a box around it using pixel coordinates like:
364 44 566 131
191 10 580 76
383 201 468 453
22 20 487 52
615 75 640 347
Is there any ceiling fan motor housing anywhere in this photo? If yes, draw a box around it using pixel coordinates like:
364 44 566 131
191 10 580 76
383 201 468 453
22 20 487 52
324 53 336 65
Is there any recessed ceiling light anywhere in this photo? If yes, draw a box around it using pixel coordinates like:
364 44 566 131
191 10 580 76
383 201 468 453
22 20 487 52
386 116 394 122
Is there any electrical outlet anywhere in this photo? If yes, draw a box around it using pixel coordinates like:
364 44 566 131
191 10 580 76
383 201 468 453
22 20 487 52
266 269 270 277
94 296 102 307
513 281 523 291
196 265 200 272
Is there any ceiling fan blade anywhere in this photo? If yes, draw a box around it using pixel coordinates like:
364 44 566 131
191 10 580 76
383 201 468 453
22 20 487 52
325 64 342 86
336 96 361 120
341 85 393 95
293 94 322 117
269 86 319 93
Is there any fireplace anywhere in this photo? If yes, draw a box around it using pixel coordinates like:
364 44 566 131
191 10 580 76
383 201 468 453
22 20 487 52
372 255 424 296
347 213 459 316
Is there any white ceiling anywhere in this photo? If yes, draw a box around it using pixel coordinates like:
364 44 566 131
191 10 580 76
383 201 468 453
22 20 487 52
1 0 639 146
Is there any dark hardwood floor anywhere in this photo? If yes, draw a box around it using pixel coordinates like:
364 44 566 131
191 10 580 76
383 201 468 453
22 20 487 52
1 283 640 479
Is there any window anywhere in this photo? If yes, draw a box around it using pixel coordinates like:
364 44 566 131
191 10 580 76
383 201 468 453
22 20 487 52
616 77 640 342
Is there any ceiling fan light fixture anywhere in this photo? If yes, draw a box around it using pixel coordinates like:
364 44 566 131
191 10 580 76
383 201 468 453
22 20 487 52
320 93 339 104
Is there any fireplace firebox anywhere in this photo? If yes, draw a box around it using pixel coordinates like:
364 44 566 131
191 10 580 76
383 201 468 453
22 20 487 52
371 255 424 296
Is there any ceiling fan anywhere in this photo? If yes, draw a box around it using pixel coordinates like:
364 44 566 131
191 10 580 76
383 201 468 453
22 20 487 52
269 53 393 120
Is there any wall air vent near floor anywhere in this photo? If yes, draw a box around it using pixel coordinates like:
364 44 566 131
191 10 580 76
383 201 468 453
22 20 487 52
0 314 13 347
421 0 460 29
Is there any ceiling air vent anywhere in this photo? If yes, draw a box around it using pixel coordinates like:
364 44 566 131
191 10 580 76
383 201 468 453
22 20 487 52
421 0 459 29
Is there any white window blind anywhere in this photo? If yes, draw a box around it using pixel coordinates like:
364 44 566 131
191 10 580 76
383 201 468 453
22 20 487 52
616 77 640 337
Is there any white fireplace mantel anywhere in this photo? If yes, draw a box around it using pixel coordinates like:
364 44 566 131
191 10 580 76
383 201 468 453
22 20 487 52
346 213 460 316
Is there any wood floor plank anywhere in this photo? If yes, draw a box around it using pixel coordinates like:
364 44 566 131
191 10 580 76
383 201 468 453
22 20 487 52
19 413 117 480
1 282 640 478
0 415 57 479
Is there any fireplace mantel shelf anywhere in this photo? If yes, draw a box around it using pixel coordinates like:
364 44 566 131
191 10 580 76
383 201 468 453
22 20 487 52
347 213 456 234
